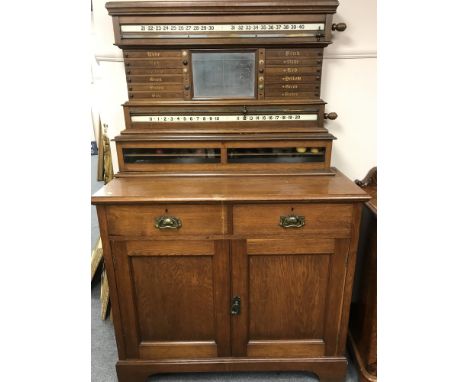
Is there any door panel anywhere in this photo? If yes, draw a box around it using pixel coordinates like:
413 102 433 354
131 255 215 341
231 237 349 358
111 239 230 359
248 254 330 340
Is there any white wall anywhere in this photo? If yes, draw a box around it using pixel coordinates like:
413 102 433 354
91 0 376 180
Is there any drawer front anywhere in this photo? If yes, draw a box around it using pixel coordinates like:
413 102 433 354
129 91 185 100
124 58 184 68
126 68 183 76
265 91 317 99
233 203 353 237
264 83 319 93
106 204 226 236
265 48 323 58
266 57 322 67
264 74 320 84
265 67 319 75
265 85 320 99
124 50 184 59
128 84 184 92
127 74 184 84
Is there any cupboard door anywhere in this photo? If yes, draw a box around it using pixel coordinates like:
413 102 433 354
111 239 230 359
231 238 350 358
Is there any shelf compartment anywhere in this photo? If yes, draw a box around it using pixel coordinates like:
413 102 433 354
123 148 221 164
116 137 333 174
228 147 326 164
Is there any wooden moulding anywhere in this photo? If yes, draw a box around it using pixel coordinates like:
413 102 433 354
106 1 339 47
114 133 335 141
115 357 348 382
106 1 340 16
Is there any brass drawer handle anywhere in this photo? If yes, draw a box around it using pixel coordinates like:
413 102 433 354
155 216 182 230
279 215 305 228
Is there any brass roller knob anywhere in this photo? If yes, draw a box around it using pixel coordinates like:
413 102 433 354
324 112 338 120
332 23 347 32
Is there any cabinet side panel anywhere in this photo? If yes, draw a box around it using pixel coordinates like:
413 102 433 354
337 203 363 354
323 238 349 356
96 206 127 360
111 241 142 358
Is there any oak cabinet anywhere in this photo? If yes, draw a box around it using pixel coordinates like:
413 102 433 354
94 177 369 382
94 1 367 381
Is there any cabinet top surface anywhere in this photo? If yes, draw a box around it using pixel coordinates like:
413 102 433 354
106 0 339 14
92 169 369 204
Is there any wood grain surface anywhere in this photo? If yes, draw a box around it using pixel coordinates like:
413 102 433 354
97 2 365 381
92 170 370 204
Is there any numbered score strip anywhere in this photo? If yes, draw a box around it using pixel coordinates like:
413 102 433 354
131 114 318 123
121 23 325 34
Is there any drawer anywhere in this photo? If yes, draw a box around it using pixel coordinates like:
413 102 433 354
265 48 323 58
264 84 320 92
126 68 183 76
129 91 184 100
128 84 184 92
266 58 322 67
124 50 183 58
265 67 319 75
265 91 317 99
233 203 353 237
264 74 320 84
106 204 226 236
124 58 184 68
127 75 184 84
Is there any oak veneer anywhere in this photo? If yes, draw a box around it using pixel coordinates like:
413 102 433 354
94 2 366 381
92 168 368 204
93 172 369 381
106 204 228 236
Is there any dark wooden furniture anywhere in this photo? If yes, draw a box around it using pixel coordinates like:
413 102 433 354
92 1 370 381
348 167 377 382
